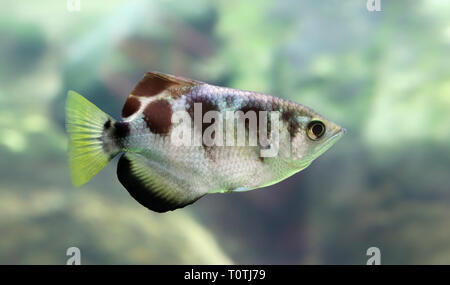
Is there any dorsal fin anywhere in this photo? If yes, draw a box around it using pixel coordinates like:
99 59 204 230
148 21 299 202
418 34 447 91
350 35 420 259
117 153 207 213
122 71 202 119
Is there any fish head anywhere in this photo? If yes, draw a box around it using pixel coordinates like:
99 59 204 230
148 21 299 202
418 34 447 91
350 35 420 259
284 106 346 168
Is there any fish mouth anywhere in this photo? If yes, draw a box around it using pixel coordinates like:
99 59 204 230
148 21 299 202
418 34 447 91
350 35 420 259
309 127 346 160
324 128 346 147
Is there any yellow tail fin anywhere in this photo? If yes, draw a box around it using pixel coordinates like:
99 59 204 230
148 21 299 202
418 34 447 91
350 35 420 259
66 90 114 186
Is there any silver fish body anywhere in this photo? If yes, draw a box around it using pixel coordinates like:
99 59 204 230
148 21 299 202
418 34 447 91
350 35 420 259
66 72 345 212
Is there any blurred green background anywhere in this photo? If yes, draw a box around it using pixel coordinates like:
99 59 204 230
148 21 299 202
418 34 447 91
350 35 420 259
0 0 449 264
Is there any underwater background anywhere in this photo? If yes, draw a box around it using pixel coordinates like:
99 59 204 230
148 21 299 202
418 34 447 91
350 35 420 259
0 0 449 264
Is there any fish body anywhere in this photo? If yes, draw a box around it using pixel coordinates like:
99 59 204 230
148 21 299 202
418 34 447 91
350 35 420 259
66 71 345 212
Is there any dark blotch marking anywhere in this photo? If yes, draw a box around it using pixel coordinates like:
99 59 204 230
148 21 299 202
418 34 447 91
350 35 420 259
132 73 175 97
240 104 267 130
102 119 114 154
143 99 172 134
117 154 202 213
104 119 111 129
239 103 272 146
113 122 130 138
282 109 300 139
187 98 220 161
122 97 141 117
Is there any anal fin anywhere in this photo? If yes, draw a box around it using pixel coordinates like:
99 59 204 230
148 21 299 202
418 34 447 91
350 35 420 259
117 153 205 213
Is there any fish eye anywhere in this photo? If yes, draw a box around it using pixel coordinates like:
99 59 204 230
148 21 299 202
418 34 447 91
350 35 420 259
307 121 326 140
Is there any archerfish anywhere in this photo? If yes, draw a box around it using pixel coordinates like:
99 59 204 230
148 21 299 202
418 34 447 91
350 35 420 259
66 71 345 213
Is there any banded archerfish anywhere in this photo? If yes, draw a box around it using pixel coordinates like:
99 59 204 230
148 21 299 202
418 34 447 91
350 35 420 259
66 71 345 213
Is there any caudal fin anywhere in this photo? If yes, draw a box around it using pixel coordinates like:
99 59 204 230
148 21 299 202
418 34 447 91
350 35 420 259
66 90 114 186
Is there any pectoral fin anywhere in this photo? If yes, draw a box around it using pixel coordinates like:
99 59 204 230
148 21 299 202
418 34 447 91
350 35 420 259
117 153 205 213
